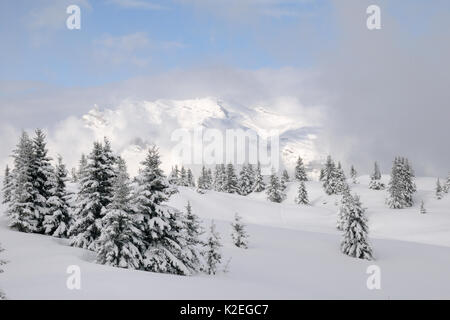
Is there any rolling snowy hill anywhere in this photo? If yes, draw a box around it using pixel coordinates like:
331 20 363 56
1 176 450 299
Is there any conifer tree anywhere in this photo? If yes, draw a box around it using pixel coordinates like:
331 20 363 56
179 166 188 187
295 156 308 181
443 173 450 194
231 213 249 249
134 146 190 275
44 155 72 238
96 158 143 270
420 200 426 214
182 202 204 273
266 169 286 203
322 156 338 195
238 164 254 196
350 165 358 184
295 181 309 205
2 165 12 204
369 161 385 190
253 161 266 192
387 157 416 209
204 221 222 275
335 162 347 194
224 163 239 194
213 165 225 191
187 168 195 187
69 141 117 250
336 183 352 231
319 168 325 182
77 154 88 182
281 169 290 191
7 132 38 233
340 193 373 260
168 165 180 185
32 129 54 233
436 178 443 200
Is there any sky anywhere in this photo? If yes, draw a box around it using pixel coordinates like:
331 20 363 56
0 0 449 177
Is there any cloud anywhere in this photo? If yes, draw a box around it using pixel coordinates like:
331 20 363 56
93 32 152 67
106 0 167 10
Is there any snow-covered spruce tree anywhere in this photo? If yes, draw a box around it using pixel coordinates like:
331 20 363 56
168 165 180 185
340 193 373 260
436 178 443 200
369 161 385 190
280 169 289 191
253 161 266 192
224 163 239 194
2 165 12 204
204 221 222 275
336 183 352 231
179 166 188 187
213 165 225 191
69 140 117 250
96 158 143 270
335 162 347 194
266 169 286 203
319 168 325 182
231 213 249 249
322 155 338 195
43 155 72 238
0 242 6 300
420 201 426 214
77 153 88 182
238 164 254 196
387 157 416 209
295 156 308 181
7 132 38 233
295 181 309 205
182 202 204 273
187 168 195 187
32 129 54 233
350 165 358 184
134 146 190 275
443 173 450 194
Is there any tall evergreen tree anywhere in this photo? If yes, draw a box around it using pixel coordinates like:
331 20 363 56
186 168 195 187
387 157 416 209
32 129 54 233
238 164 254 196
266 169 286 203
280 169 290 191
168 165 180 185
223 163 239 194
369 161 385 190
7 132 38 233
231 213 249 249
294 156 308 181
340 193 373 260
213 164 225 191
436 178 443 200
197 166 212 191
77 154 88 182
2 165 12 204
96 158 143 270
350 165 358 184
69 141 117 250
335 162 347 194
204 221 222 275
295 181 309 205
182 202 204 273
322 156 338 195
253 161 266 192
44 155 72 238
134 146 190 275
336 183 352 231
179 166 188 187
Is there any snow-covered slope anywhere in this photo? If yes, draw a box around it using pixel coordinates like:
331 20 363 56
1 177 450 299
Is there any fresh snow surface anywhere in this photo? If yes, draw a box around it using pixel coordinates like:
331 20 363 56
1 176 450 299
